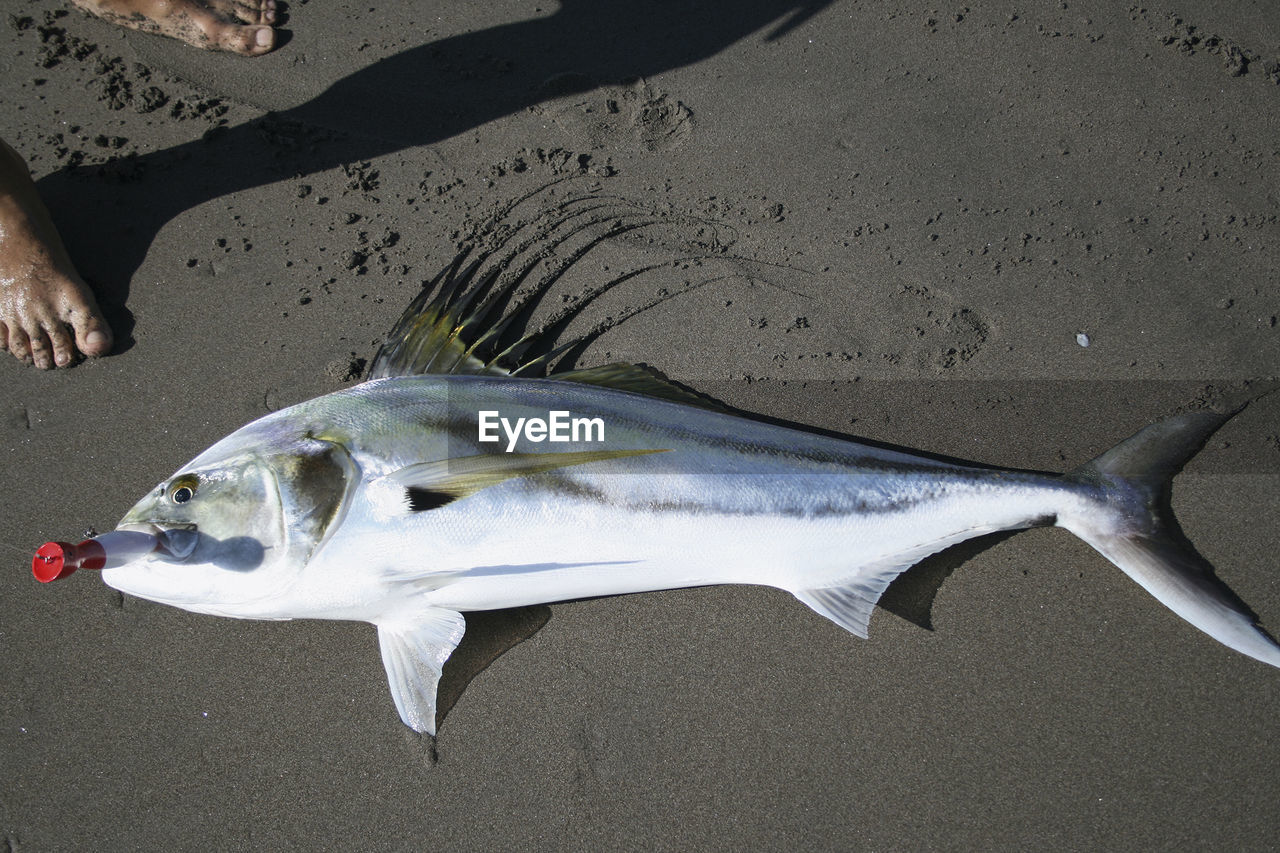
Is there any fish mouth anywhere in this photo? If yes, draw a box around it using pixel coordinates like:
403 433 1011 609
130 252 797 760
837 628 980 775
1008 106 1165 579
101 522 204 608
117 522 199 561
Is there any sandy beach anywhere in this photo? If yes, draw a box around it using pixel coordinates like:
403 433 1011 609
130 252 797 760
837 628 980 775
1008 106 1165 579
3 0 1279 847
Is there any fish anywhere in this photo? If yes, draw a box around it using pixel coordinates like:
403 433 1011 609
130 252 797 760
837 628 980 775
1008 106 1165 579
71 247 1280 736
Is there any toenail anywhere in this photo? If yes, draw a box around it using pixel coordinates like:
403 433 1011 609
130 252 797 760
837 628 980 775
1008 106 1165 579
86 330 108 348
256 27 272 46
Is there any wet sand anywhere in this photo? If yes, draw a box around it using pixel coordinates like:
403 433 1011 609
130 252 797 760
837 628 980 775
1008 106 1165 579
3 0 1280 848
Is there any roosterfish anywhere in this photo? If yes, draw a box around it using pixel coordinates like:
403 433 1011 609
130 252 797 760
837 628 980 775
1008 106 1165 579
33 250 1280 736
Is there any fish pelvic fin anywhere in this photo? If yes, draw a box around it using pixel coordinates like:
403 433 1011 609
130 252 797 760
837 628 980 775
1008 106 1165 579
376 608 466 735
1061 408 1280 668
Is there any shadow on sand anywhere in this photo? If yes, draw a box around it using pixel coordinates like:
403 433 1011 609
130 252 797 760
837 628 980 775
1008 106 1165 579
36 0 834 325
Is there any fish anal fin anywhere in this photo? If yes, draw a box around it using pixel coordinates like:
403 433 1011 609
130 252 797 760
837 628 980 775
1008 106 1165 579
794 526 1017 638
556 363 727 411
792 556 929 639
376 608 466 734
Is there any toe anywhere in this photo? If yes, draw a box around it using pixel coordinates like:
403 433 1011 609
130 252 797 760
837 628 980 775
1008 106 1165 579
54 278 113 360
225 0 259 24
209 21 275 54
246 23 276 53
230 0 273 25
44 321 79 367
20 326 51 369
27 329 55 369
74 315 113 359
8 328 32 365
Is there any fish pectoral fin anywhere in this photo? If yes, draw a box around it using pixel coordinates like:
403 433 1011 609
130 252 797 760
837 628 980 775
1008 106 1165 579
374 449 668 514
375 608 466 735
791 554 934 639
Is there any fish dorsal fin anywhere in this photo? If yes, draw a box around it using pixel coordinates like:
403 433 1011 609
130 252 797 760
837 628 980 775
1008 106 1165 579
371 449 668 515
368 258 512 379
367 250 613 380
376 608 466 734
555 363 727 411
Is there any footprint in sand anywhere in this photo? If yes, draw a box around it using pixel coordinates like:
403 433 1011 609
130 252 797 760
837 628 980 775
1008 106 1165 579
900 286 993 371
535 76 695 154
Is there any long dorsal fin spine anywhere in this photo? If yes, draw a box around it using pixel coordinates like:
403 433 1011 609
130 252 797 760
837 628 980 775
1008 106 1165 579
367 190 743 415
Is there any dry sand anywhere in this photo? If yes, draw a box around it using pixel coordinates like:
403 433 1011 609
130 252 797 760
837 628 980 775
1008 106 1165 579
3 0 1280 848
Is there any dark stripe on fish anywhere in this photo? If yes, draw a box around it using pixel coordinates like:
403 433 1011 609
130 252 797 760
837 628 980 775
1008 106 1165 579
635 493 934 519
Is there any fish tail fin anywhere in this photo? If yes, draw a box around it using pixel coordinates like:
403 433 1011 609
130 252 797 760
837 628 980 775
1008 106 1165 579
1060 408 1280 668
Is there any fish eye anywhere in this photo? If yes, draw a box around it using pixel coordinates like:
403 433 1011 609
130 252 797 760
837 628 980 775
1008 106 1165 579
168 476 199 504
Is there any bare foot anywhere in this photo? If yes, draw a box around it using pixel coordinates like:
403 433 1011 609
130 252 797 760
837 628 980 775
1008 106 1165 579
69 0 278 56
0 139 113 369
